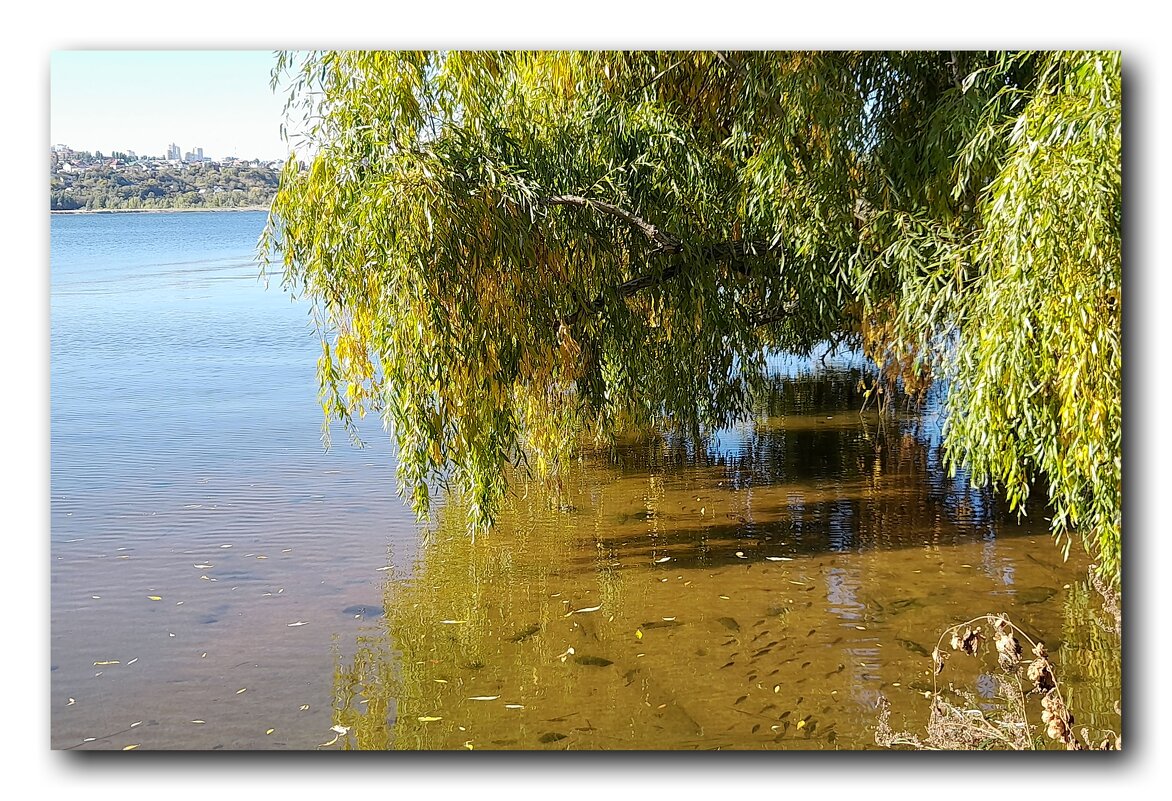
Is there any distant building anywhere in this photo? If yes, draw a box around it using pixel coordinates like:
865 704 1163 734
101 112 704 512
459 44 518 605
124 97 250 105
167 143 181 161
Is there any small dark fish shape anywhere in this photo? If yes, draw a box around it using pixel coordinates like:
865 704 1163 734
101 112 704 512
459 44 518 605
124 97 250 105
538 732 567 744
641 619 682 629
1017 586 1059 605
342 604 385 619
896 638 930 657
572 654 614 667
716 616 741 632
510 623 542 642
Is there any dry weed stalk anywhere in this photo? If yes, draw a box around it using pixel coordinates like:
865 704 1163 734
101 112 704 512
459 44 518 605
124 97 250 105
875 613 1121 751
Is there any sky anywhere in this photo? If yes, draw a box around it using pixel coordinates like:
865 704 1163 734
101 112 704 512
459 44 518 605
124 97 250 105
51 51 296 161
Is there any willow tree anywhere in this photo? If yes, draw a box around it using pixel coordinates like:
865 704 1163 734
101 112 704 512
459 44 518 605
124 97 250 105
261 50 1121 584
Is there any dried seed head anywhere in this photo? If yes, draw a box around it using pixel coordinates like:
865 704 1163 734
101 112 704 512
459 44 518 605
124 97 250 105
994 630 1022 670
1028 657 1056 693
1032 641 1048 659
959 626 984 657
931 647 947 675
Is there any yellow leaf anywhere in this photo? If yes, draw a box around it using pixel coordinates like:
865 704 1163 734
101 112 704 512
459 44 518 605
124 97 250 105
635 629 643 640
147 596 162 601
417 716 443 722
266 728 275 735
122 744 139 750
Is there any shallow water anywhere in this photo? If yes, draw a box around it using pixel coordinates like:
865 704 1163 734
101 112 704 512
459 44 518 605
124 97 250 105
50 212 1120 750
335 370 1121 750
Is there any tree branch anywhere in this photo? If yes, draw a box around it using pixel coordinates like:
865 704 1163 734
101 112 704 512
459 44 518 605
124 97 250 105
557 239 787 329
542 193 789 329
543 195 682 254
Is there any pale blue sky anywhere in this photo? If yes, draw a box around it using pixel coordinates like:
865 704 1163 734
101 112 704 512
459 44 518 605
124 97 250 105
51 51 297 160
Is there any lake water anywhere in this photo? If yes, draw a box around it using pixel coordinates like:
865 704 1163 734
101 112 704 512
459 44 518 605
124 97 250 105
50 211 1120 750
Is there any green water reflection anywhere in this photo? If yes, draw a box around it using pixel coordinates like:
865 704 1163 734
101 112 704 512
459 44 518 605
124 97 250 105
330 367 1120 750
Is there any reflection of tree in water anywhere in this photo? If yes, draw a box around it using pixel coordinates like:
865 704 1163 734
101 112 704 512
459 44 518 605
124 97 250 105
327 365 1108 750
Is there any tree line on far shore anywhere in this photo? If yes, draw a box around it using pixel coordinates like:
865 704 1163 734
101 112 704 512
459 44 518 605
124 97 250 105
51 160 280 210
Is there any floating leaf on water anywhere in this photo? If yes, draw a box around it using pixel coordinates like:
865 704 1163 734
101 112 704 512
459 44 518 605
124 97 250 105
266 728 274 735
236 688 246 694
655 557 672 563
93 660 119 666
440 620 468 624
287 621 309 627
505 704 525 709
67 698 75 706
765 556 793 561
131 721 142 727
735 551 745 558
468 695 500 701
147 596 162 601
375 565 392 571
122 744 139 750
331 725 350 735
635 629 643 639
300 705 310 711
855 625 866 630
573 605 601 614
719 595 730 600
417 716 443 722
193 564 213 569
191 720 205 724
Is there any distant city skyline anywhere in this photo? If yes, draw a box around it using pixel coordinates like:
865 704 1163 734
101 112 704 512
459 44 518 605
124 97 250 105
51 51 303 162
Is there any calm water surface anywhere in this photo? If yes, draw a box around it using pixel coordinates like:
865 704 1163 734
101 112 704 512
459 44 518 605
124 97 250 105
50 211 1120 750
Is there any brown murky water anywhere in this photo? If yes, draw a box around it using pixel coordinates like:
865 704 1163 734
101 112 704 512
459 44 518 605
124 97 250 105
330 369 1121 751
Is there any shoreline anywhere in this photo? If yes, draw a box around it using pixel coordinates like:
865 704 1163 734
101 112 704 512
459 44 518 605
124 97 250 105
50 205 272 215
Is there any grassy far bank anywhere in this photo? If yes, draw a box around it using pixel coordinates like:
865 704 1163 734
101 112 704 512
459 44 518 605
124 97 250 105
50 155 281 211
